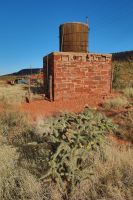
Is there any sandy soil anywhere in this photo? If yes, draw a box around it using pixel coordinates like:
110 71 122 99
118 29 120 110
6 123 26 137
21 96 101 119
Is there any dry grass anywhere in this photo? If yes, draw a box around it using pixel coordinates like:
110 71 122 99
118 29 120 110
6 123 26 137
0 110 133 200
113 110 133 143
103 96 129 110
0 84 44 107
1 141 133 200
0 145 46 200
0 110 32 144
123 87 133 98
71 143 133 200
0 85 27 105
112 61 133 89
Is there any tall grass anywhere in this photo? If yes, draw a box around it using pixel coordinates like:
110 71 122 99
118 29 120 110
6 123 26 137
71 143 133 200
113 110 133 143
0 110 32 144
1 143 132 200
0 85 27 105
112 61 133 89
123 87 133 98
103 96 129 110
0 145 46 200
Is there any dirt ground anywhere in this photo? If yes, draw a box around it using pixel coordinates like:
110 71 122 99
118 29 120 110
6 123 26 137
20 91 121 118
21 96 102 119
21 97 132 147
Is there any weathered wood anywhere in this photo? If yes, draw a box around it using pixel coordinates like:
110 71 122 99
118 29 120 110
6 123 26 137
49 75 53 101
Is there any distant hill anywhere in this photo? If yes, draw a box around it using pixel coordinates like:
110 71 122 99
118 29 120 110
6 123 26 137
112 50 133 61
11 68 43 76
1 68 43 77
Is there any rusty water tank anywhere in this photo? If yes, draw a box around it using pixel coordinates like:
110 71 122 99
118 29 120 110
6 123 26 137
59 22 89 52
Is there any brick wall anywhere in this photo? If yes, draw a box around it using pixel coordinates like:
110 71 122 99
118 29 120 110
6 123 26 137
43 52 112 101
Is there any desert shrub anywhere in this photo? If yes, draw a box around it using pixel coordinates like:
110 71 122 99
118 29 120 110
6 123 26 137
113 110 133 143
0 110 32 144
0 145 47 200
71 143 133 200
123 87 133 98
112 61 133 89
112 62 121 89
103 96 129 110
18 108 115 198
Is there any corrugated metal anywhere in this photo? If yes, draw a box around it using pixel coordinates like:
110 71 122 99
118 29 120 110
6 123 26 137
59 22 89 52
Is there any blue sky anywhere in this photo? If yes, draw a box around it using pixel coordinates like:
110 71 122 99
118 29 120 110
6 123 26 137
0 0 133 75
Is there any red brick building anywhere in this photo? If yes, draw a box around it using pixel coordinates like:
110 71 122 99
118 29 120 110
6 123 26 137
43 52 112 101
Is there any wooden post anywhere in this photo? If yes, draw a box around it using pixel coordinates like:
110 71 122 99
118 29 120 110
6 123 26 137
27 77 31 103
110 61 113 93
49 75 53 101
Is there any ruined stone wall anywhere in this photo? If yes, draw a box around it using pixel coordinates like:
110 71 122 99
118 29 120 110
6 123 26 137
43 52 112 101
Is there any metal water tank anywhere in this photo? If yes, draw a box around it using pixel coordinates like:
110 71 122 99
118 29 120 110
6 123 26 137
59 22 89 52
